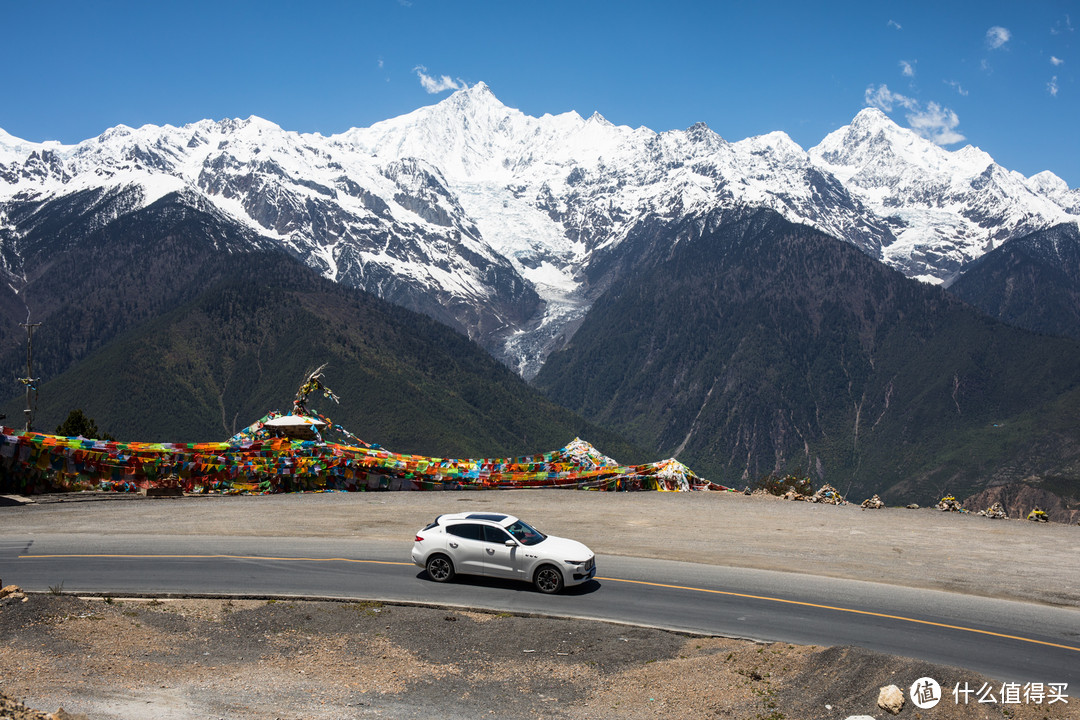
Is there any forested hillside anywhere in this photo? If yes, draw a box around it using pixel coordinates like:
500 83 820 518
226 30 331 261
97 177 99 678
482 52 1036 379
0 193 640 461
535 209 1080 502
947 222 1080 341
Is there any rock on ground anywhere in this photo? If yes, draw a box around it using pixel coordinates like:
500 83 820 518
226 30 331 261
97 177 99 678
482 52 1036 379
877 684 904 714
0 692 88 720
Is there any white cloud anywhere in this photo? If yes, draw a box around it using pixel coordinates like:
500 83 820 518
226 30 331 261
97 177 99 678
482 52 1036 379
986 26 1011 49
945 80 969 96
865 84 965 146
888 19 902 30
1048 76 1060 96
865 84 917 112
413 66 464 94
900 60 916 77
378 57 385 69
1051 56 1064 66
907 102 966 145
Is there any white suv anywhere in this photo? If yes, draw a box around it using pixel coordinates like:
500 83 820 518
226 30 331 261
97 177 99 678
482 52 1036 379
412 512 596 594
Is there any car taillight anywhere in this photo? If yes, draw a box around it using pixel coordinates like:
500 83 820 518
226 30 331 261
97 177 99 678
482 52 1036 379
415 535 424 542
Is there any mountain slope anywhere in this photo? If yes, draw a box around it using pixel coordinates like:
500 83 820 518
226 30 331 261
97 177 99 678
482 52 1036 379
0 185 279 386
534 208 1080 502
0 193 640 460
946 222 1080 341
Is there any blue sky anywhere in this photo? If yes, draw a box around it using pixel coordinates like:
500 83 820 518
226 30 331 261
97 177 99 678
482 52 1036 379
4 1 1078 185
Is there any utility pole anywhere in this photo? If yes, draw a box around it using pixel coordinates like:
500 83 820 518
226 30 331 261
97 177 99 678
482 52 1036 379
19 315 41 432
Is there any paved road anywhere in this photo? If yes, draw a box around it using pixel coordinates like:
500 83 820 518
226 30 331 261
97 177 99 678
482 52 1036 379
3 533 1078 693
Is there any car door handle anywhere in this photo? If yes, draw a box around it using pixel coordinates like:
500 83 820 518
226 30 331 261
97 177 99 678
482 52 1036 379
449 542 458 548
486 548 495 555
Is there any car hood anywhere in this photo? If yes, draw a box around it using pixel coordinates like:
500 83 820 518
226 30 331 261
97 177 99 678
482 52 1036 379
536 535 593 560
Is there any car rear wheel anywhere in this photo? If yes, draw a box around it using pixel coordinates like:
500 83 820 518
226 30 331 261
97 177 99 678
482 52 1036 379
534 565 564 594
426 554 455 583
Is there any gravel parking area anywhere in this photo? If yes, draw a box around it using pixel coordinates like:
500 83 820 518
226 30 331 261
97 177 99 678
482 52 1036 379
5 489 1079 607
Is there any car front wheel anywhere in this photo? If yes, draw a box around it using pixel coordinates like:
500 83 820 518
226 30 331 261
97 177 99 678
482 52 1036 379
534 565 564 594
426 554 455 583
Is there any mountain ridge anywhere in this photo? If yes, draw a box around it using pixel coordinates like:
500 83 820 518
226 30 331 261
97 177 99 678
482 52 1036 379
4 83 1076 376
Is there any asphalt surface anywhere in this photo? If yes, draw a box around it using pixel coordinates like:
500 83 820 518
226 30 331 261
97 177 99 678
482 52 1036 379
5 532 1079 693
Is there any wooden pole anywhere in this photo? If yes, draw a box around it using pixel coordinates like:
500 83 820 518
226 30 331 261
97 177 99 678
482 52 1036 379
18 317 41 432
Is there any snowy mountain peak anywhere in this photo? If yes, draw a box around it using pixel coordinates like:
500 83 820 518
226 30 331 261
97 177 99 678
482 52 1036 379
441 80 508 114
2 82 1079 376
1029 170 1071 194
464 80 493 96
0 127 55 164
736 130 803 156
849 106 894 129
586 111 613 126
810 108 1077 282
950 145 996 177
1028 170 1080 214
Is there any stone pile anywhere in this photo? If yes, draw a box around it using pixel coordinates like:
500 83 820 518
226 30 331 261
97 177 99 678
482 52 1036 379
809 484 847 505
1027 507 1049 523
861 494 885 509
937 496 964 512
978 502 1008 519
777 483 850 504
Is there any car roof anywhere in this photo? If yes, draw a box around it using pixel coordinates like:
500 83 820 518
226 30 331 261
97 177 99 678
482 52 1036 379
437 511 518 526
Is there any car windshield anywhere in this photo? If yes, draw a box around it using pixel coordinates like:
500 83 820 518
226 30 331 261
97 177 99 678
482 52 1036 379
505 520 546 546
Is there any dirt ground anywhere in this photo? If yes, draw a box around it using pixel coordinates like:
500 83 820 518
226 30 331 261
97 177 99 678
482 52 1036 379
2 489 1079 719
2 595 1077 720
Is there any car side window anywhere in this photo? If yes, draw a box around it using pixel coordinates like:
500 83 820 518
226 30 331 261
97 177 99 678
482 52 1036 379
483 525 513 544
446 523 482 541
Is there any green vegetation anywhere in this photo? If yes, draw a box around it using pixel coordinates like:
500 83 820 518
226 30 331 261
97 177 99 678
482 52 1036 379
55 409 114 440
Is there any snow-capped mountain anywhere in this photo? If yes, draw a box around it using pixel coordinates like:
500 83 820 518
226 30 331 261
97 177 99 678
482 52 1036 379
1 85 1077 376
809 108 1079 284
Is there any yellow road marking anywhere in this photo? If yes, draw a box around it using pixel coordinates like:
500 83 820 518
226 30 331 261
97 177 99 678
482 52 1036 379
19 553 1079 653
597 576 1080 653
20 553 414 566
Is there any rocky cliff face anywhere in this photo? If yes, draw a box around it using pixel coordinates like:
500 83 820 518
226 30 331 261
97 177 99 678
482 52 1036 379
964 483 1080 524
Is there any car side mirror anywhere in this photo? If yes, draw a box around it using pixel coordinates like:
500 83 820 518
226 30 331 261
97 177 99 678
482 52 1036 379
504 539 517 547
